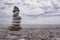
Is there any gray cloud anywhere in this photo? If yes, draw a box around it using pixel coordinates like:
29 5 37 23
4 2 14 6
24 13 60 19
0 0 60 25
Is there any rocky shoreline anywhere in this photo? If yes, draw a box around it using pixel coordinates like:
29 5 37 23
0 27 60 40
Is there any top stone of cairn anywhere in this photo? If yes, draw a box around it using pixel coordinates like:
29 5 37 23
13 6 20 13
12 6 20 17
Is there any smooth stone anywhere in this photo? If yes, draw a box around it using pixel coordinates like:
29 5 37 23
19 38 25 40
20 33 28 38
12 20 20 23
56 38 60 40
13 16 21 20
12 23 20 26
13 12 19 17
6 34 18 39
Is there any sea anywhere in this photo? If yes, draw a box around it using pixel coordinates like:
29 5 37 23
0 24 60 28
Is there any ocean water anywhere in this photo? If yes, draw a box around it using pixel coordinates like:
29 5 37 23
22 24 60 28
0 24 60 28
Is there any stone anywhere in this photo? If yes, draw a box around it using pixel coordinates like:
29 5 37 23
6 34 18 39
12 23 20 26
13 11 19 17
12 6 22 27
19 38 25 40
13 6 20 13
8 6 22 31
20 33 28 38
13 17 21 20
56 38 60 40
12 20 20 23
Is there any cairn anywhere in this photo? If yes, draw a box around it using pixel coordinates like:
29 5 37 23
8 6 22 31
12 6 21 26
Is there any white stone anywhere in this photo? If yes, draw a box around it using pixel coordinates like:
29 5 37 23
56 38 60 40
6 34 17 39
13 20 20 23
12 23 20 25
13 11 19 15
19 38 25 40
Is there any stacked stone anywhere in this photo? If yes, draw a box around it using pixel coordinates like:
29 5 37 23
12 6 21 26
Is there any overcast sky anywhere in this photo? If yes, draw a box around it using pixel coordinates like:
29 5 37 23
0 0 60 25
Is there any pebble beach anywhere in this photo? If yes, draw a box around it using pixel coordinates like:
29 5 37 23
0 27 60 40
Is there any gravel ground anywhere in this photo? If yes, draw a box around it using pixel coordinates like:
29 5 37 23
0 27 60 40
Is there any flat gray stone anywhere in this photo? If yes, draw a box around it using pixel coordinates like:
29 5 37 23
20 33 28 38
6 34 18 39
